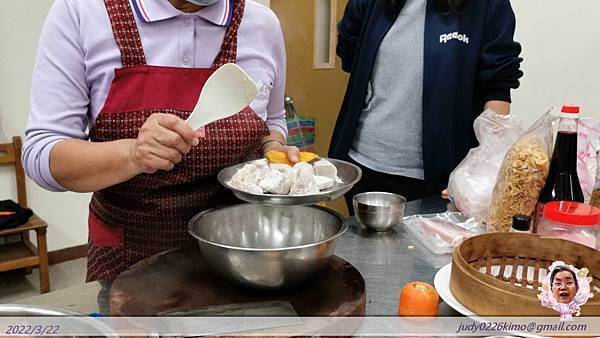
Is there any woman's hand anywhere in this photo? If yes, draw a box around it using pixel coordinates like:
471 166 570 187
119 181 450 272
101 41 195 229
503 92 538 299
262 140 300 164
130 113 199 174
261 133 300 164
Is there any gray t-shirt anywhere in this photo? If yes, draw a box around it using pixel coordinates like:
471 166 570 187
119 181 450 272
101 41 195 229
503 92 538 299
348 0 426 179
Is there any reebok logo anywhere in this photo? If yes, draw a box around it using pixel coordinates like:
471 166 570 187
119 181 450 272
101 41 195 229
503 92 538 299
439 31 469 44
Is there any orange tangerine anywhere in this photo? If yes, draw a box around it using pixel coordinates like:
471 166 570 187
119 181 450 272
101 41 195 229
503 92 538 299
398 281 439 316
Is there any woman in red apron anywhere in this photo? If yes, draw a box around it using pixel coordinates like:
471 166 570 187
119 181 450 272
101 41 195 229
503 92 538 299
40 0 295 314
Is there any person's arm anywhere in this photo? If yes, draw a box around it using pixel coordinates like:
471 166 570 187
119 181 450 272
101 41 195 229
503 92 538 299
50 114 198 192
260 131 298 163
49 139 138 192
23 0 197 193
22 0 91 192
337 0 371 72
477 0 523 115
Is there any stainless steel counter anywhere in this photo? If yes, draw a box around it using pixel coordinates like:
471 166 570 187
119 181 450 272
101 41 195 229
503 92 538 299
18 196 460 316
335 195 461 316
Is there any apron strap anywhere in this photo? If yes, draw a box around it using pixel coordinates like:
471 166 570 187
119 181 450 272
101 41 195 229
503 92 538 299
212 0 246 68
103 0 147 67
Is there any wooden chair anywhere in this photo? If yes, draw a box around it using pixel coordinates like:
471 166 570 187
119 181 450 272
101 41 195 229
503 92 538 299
0 136 49 293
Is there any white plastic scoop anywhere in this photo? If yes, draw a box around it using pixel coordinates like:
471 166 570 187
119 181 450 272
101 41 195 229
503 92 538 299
186 63 258 131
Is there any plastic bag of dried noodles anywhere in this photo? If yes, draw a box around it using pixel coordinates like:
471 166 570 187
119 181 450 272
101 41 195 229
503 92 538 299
487 109 557 232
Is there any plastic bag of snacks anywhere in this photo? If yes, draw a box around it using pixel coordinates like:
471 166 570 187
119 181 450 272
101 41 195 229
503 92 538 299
448 110 522 224
487 110 557 231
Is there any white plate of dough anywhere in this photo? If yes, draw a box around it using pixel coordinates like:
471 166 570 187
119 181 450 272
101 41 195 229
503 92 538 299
217 158 361 205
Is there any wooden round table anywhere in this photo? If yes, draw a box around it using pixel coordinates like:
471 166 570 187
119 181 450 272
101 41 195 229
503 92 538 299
110 247 366 317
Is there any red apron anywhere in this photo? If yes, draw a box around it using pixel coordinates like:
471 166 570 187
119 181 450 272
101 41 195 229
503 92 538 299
86 0 268 282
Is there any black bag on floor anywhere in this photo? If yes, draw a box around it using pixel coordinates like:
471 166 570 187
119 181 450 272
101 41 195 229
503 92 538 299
0 200 33 229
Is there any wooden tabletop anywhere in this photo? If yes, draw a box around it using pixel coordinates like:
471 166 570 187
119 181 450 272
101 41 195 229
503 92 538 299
110 247 366 317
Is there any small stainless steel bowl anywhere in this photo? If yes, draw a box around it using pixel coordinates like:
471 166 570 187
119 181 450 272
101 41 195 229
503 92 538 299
353 192 406 232
188 204 347 290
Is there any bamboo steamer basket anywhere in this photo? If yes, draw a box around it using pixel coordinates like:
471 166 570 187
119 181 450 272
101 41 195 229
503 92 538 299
450 232 600 316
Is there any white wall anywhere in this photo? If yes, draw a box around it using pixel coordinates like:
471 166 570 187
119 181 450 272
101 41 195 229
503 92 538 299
0 0 598 250
510 0 600 127
1 0 92 251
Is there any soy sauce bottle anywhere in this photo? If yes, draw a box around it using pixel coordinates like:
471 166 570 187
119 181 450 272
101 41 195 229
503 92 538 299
533 105 584 231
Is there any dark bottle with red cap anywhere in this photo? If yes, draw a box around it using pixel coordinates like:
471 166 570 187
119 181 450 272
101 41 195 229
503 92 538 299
534 105 584 231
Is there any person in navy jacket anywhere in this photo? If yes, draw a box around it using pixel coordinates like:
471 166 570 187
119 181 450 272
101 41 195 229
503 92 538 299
329 0 523 208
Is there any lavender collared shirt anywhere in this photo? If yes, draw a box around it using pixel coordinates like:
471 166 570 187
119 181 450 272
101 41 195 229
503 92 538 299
23 0 287 192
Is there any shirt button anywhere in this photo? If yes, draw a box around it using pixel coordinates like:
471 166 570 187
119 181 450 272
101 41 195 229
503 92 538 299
183 56 190 65
187 18 194 25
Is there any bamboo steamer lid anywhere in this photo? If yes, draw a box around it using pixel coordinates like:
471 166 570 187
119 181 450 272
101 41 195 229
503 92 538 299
450 232 600 316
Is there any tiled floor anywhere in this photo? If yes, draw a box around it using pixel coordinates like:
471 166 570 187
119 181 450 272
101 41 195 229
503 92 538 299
0 258 87 303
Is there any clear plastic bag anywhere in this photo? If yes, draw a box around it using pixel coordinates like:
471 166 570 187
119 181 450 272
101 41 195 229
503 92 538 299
577 118 600 203
404 212 484 254
404 212 485 267
487 110 557 232
448 110 522 224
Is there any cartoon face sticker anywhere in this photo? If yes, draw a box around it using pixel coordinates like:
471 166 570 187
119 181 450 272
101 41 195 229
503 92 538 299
538 261 594 321
551 269 578 304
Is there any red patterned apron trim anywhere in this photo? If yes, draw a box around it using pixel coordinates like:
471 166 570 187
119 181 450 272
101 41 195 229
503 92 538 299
103 0 146 67
212 0 245 68
86 244 127 282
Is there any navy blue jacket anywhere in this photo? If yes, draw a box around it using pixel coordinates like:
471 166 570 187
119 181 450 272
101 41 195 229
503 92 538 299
328 0 523 190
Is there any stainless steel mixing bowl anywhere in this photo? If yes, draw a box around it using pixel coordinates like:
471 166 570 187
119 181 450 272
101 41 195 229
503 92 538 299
188 204 347 290
353 192 406 232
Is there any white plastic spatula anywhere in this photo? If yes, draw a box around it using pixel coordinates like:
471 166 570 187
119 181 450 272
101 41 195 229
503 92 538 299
186 63 258 131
